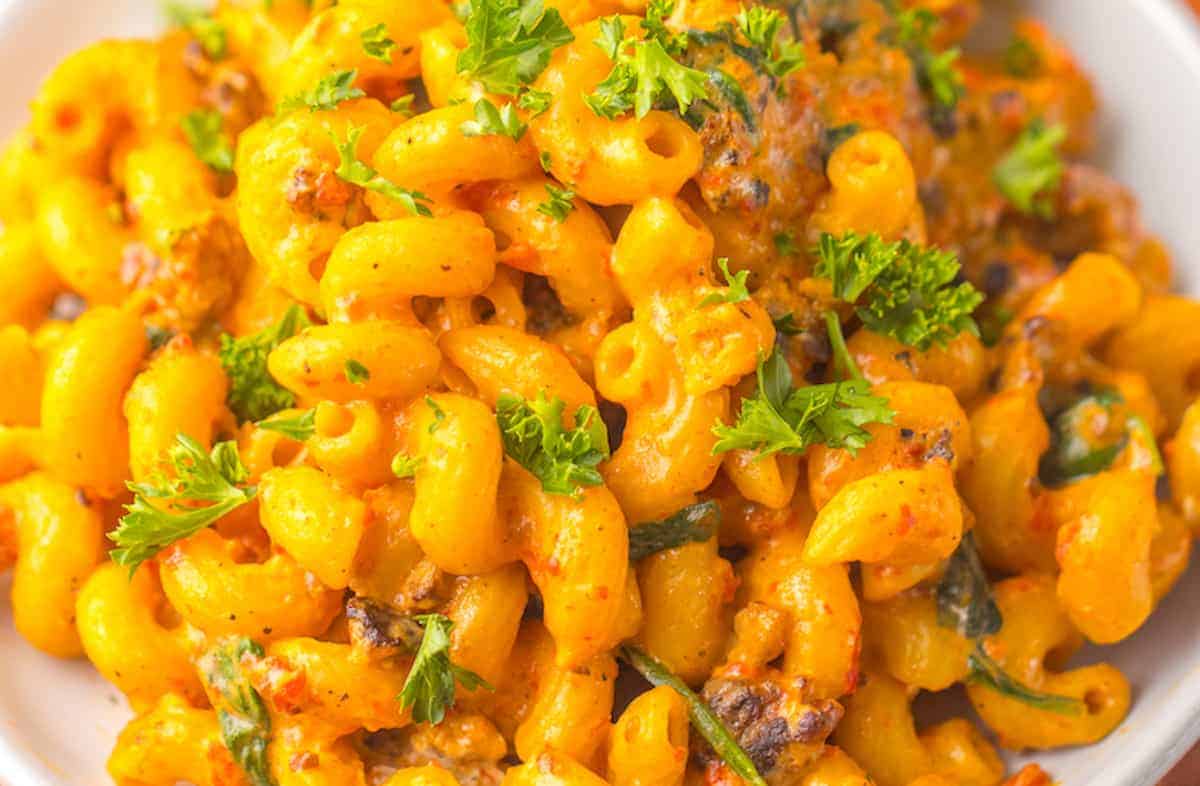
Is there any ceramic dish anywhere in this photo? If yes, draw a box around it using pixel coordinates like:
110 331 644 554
1 1 1199 784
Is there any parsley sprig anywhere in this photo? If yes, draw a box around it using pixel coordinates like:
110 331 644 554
332 126 432 216
993 119 1066 219
361 23 396 63
109 435 257 573
889 7 962 133
399 614 491 724
181 110 234 173
219 304 309 424
734 5 805 80
628 501 721 561
496 391 611 498
699 258 750 307
164 1 227 60
536 184 576 222
279 69 365 113
460 98 528 141
814 232 983 351
200 637 275 786
257 409 316 442
456 0 574 95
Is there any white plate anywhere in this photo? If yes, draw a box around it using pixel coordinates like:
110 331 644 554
2 1 1200 784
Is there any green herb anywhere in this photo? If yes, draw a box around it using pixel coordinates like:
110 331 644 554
772 312 801 336
496 391 610 498
629 501 721 561
936 533 1002 639
967 644 1085 715
699 258 751 307
257 409 316 442
621 646 767 786
518 87 553 116
200 637 275 786
539 151 553 171
181 110 234 173
773 231 798 256
536 184 576 222
459 98 528 140
425 395 446 433
1039 389 1163 486
219 304 309 423
818 122 860 164
1128 415 1164 475
814 232 983 351
164 1 227 59
993 119 1066 219
145 325 175 351
332 126 432 216
345 359 370 385
704 68 756 132
823 311 862 383
398 614 491 724
1003 35 1041 78
109 435 257 573
734 5 805 79
391 95 416 116
455 0 574 95
585 14 709 120
391 452 423 478
361 23 396 63
890 8 962 132
712 346 893 457
279 69 366 112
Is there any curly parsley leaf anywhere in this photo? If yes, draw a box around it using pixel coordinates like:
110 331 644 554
699 258 750 307
279 69 366 113
536 184 576 222
219 304 309 423
936 532 1002 639
459 98 528 140
199 637 275 786
622 646 768 786
391 452 423 478
181 110 234 173
456 0 575 95
518 87 553 116
629 501 721 561
993 119 1066 219
735 5 805 79
496 391 610 498
109 435 257 573
391 95 416 117
345 359 370 385
332 126 433 216
967 644 1085 715
1004 35 1042 78
585 14 709 120
164 1 227 60
889 7 962 133
814 231 983 351
257 409 315 442
712 346 893 457
642 0 688 55
398 614 492 724
361 23 396 63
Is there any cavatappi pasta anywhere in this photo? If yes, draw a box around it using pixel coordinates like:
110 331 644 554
0 1 1193 785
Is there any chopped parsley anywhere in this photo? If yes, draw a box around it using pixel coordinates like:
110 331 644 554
344 359 371 385
813 232 983 351
455 0 574 95
257 409 316 442
1038 388 1163 487
734 5 805 80
181 110 234 173
425 396 446 433
496 391 610 498
109 435 257 573
391 95 416 117
332 126 432 216
164 1 227 60
1004 35 1042 78
391 452 422 478
279 69 365 113
628 501 721 561
398 614 491 724
890 7 962 134
699 258 750 306
993 119 1066 219
585 13 709 120
536 184 576 222
517 88 553 117
219 304 309 423
712 344 893 457
459 98 528 140
361 23 396 63
773 231 798 257
200 637 275 786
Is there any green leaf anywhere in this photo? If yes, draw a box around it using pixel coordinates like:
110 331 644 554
361 23 396 63
993 119 1066 219
967 644 1085 715
936 532 1002 639
257 409 316 442
496 391 611 498
517 87 553 117
536 184 576 222
712 347 893 458
459 98 528 140
391 452 423 478
391 95 416 117
824 311 863 383
398 614 492 724
773 231 798 257
278 69 366 113
814 231 983 351
109 435 257 573
344 358 370 385
181 110 234 173
585 14 709 120
699 258 750 307
200 637 275 786
642 0 688 56
218 304 309 423
332 126 433 216
734 5 805 79
164 1 227 60
1003 35 1042 78
456 0 575 95
424 395 446 434
887 7 962 129
628 501 721 561
621 646 767 786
